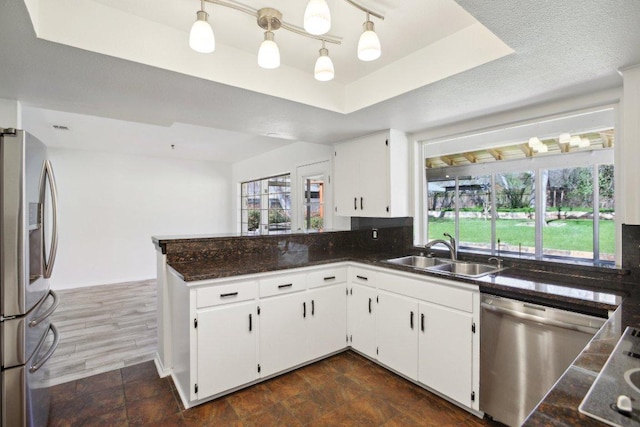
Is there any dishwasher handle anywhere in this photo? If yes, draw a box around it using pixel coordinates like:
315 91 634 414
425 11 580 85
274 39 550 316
481 302 600 335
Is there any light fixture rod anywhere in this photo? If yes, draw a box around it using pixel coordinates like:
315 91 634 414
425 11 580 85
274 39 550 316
343 0 384 20
281 22 341 44
203 0 341 44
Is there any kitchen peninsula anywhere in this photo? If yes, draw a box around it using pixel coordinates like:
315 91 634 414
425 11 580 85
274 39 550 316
152 225 639 426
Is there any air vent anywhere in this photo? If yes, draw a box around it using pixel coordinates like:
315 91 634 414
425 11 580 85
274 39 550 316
52 125 70 130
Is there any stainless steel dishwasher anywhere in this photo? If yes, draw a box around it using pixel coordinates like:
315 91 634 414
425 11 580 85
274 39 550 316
480 294 605 427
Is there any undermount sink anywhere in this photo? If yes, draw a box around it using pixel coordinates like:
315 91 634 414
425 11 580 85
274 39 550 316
384 256 503 278
384 255 451 269
428 261 500 278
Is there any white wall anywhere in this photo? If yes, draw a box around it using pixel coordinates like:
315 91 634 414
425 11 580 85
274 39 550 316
0 98 21 128
48 148 232 290
231 141 350 231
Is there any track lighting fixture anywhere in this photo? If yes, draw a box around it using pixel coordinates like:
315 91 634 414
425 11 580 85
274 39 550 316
357 12 381 61
189 1 215 53
188 0 384 81
304 0 331 36
314 40 334 81
257 9 281 69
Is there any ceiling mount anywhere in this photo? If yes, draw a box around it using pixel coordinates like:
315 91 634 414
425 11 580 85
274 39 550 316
257 8 282 32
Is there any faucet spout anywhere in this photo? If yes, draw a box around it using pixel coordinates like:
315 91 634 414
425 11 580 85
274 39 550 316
424 239 457 260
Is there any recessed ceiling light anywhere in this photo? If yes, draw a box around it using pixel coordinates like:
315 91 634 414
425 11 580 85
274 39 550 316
52 125 70 130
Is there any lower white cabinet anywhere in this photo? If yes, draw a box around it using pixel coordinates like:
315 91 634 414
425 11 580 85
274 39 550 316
418 301 474 407
349 264 480 412
196 301 258 398
347 283 378 359
169 262 478 413
376 290 419 380
260 282 347 377
307 284 348 361
259 291 309 377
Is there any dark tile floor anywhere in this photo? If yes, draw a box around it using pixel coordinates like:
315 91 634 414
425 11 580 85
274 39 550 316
48 351 501 426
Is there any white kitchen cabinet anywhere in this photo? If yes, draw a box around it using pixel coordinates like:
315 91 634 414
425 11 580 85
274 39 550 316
259 291 308 378
376 290 419 380
418 301 474 408
347 283 378 359
307 283 347 361
196 300 257 398
334 129 409 217
259 267 348 378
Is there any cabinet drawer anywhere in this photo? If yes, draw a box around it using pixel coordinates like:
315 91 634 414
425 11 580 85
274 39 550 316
307 267 347 289
196 281 258 309
260 273 307 298
349 267 377 287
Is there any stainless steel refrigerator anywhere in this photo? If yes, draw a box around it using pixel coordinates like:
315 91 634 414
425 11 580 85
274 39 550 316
1 128 60 427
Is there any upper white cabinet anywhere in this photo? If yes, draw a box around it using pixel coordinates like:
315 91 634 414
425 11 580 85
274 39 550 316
334 129 409 217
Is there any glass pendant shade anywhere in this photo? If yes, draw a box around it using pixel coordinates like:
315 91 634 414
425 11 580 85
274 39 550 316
314 48 334 81
304 0 331 35
258 31 280 69
357 21 381 61
189 10 215 53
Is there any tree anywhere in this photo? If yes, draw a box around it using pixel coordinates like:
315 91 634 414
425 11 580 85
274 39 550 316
496 172 534 209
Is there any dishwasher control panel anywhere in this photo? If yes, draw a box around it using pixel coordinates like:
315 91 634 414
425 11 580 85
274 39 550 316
580 327 640 426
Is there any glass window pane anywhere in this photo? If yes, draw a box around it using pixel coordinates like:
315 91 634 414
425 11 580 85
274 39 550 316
458 175 492 252
598 164 615 262
542 167 593 259
302 176 324 231
427 178 456 241
495 171 535 256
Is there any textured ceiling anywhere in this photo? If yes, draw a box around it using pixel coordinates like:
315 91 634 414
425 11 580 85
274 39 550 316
1 0 639 162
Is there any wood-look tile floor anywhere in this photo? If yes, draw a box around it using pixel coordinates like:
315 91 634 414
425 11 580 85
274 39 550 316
45 280 157 386
48 351 502 426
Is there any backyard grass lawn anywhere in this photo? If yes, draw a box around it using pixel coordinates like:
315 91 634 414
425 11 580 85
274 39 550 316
428 218 615 254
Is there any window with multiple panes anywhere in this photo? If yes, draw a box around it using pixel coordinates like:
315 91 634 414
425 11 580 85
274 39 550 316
423 125 615 265
240 174 291 235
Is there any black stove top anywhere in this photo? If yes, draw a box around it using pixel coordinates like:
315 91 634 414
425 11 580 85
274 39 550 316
580 327 640 426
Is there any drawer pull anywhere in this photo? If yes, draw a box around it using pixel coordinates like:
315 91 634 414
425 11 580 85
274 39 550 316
323 276 336 281
278 283 293 289
220 292 238 298
356 275 368 281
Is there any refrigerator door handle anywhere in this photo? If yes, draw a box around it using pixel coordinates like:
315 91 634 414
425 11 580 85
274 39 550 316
29 323 60 373
41 160 59 278
29 290 60 327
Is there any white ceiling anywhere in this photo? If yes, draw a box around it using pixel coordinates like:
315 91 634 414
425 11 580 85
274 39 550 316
2 0 640 163
25 0 512 113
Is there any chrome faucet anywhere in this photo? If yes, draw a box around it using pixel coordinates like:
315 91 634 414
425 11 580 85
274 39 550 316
443 233 457 260
425 239 457 260
488 257 503 269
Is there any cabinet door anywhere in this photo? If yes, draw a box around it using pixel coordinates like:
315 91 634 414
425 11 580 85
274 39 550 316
259 292 308 377
196 301 257 399
376 290 419 380
307 283 347 360
419 301 473 407
357 136 390 217
347 283 377 359
334 141 361 216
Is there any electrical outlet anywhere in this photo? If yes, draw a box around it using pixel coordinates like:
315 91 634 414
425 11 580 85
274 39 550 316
372 228 379 240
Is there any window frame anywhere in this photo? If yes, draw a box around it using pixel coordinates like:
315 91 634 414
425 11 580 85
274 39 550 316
240 173 292 235
422 140 615 265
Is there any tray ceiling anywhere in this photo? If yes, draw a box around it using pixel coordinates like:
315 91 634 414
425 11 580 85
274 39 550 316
24 0 513 113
